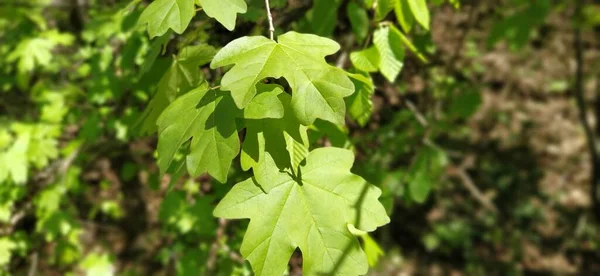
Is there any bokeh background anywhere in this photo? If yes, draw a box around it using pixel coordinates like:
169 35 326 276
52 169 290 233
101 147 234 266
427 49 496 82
1 0 600 275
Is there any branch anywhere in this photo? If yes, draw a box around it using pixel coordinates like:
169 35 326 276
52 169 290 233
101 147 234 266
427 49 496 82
446 160 498 213
402 98 497 212
264 0 275 40
573 0 600 220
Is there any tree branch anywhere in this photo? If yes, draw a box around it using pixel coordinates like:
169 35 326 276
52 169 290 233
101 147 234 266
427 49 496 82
264 0 275 40
573 0 600 220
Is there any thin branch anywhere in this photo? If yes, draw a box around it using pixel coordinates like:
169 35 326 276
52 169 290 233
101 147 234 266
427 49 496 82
447 163 498 213
207 218 227 275
573 0 600 220
403 98 497 212
405 99 429 127
264 0 275 40
27 252 38 276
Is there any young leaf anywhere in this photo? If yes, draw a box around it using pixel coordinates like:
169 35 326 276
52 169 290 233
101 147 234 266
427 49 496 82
157 83 240 183
350 46 381 73
240 86 309 176
347 2 370 43
138 0 195 38
196 0 247 31
407 0 430 30
304 0 342 37
374 25 405 82
243 84 285 119
408 145 448 203
214 148 390 276
210 32 355 126
376 0 394 20
136 44 216 135
346 72 375 127
394 0 415 33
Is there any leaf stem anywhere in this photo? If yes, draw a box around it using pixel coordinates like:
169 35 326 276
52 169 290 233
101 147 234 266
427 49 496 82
264 0 275 40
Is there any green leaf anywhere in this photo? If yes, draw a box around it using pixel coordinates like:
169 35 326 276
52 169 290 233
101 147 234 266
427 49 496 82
214 148 390 276
304 0 342 37
139 31 171 77
0 237 15 266
376 0 394 20
157 83 240 183
243 83 285 119
350 46 380 72
394 0 414 33
240 86 309 176
346 72 375 127
449 87 482 118
7 38 54 74
347 2 370 42
136 44 216 135
408 145 448 203
138 0 195 38
196 0 247 31
79 253 115 276
0 130 30 184
374 25 405 82
211 32 355 125
361 234 384 267
407 0 430 30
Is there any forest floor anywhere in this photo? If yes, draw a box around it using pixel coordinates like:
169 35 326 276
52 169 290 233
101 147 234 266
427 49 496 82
373 2 600 275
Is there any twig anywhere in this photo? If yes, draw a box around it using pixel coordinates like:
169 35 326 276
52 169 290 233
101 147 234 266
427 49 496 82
27 252 38 276
264 0 275 40
405 99 429 127
573 0 600 220
447 161 498 213
207 218 228 275
403 98 497 212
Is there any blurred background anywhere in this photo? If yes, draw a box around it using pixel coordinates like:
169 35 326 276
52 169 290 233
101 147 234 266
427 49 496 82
1 0 600 275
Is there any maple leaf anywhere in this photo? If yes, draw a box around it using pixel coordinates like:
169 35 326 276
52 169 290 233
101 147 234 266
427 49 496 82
136 44 216 135
138 0 195 38
210 32 355 126
196 0 247 31
214 147 390 275
240 84 309 179
157 83 239 183
345 72 375 127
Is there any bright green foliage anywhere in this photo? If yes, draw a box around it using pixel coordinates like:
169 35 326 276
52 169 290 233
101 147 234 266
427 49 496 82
138 0 247 37
373 25 405 82
210 32 355 125
376 0 394 20
240 85 309 177
350 47 381 73
362 234 385 267
395 0 415 32
159 190 216 235
242 84 285 119
197 0 248 31
350 25 406 82
157 83 240 183
138 0 196 37
346 72 375 127
137 44 216 135
214 148 390 276
7 30 74 88
79 253 115 276
408 0 431 30
0 123 60 185
0 238 15 267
